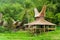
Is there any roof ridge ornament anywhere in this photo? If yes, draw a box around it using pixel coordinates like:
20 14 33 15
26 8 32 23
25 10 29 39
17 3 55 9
34 5 46 18
39 5 46 17
34 8 39 17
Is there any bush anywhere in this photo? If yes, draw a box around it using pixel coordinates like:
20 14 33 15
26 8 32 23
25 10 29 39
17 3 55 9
0 26 5 32
0 26 12 33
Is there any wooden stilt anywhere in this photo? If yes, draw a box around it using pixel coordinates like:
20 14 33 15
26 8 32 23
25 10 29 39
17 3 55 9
55 25 56 31
40 26 41 34
44 25 45 32
48 25 49 32
28 25 30 29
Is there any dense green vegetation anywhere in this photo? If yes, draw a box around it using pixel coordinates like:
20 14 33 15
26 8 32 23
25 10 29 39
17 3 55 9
0 0 60 25
0 27 59 40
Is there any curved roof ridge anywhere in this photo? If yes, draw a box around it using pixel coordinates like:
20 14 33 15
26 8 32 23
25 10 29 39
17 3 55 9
39 5 46 17
34 5 46 17
34 8 39 17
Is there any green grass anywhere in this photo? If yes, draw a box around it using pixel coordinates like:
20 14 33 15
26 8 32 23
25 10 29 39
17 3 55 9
0 27 60 40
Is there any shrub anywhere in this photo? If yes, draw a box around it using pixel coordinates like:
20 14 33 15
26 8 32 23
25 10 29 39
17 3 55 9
0 26 5 32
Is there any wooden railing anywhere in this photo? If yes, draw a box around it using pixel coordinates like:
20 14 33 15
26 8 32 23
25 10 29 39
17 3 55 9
25 28 56 30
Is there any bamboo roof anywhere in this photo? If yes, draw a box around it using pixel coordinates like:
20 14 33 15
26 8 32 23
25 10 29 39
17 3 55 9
25 5 56 26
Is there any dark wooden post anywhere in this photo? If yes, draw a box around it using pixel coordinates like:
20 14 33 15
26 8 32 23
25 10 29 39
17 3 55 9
55 25 56 31
28 25 30 29
40 25 41 34
48 25 50 31
44 25 45 32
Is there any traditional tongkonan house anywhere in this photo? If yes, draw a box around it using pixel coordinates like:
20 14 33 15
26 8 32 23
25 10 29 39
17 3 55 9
25 5 56 33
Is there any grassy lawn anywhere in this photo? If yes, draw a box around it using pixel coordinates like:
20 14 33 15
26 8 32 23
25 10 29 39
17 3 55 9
0 27 60 40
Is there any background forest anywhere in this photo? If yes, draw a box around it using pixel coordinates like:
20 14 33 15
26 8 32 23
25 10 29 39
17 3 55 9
0 0 60 26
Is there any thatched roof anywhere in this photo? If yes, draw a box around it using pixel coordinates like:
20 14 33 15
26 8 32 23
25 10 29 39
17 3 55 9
25 5 56 26
25 18 55 25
